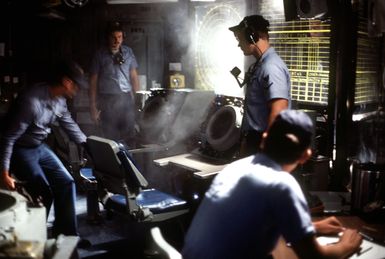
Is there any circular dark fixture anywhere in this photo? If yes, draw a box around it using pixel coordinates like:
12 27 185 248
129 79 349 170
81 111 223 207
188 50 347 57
205 105 242 152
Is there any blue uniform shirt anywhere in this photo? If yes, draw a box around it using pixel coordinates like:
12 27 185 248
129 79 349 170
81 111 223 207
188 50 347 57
243 47 291 132
182 153 315 259
89 45 138 94
0 83 86 171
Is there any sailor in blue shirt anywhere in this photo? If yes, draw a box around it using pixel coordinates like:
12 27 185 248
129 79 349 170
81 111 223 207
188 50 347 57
0 60 87 237
89 21 140 147
183 110 362 259
229 15 291 157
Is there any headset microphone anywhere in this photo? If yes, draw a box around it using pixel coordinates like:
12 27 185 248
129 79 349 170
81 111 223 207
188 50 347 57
113 48 125 65
230 66 247 88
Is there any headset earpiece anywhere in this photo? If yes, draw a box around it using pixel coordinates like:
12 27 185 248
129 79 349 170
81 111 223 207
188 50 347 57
246 27 257 44
243 17 260 44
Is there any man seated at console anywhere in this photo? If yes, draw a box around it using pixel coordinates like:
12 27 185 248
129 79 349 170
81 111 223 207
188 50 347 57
182 110 362 259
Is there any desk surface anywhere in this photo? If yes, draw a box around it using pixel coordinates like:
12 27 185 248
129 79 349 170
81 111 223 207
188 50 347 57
273 191 385 258
153 153 228 179
272 229 385 259
312 215 385 246
309 192 385 243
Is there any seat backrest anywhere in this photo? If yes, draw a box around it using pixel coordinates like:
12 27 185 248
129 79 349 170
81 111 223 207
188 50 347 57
87 136 123 177
86 136 148 193
116 149 148 189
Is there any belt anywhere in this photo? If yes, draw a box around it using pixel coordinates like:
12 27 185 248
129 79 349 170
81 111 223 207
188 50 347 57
15 142 42 149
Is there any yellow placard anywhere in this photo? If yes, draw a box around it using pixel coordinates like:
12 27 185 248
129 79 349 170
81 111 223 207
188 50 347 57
170 73 185 88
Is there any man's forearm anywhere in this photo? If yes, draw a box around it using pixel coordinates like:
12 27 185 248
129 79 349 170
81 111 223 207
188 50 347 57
130 68 140 93
88 75 98 108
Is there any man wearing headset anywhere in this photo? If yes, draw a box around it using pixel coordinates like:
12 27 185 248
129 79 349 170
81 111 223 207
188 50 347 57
89 21 140 147
229 15 291 157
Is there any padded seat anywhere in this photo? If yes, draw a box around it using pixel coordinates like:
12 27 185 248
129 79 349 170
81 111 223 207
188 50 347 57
106 189 188 215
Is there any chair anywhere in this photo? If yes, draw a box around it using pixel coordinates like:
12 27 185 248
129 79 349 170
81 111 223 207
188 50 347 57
49 124 85 178
85 135 189 222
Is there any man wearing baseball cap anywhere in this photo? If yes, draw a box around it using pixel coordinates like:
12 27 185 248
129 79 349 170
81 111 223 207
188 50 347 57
229 15 291 157
183 110 362 259
0 59 88 240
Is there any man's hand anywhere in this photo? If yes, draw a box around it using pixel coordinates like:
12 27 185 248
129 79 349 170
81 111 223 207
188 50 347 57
90 106 101 124
1 170 16 190
81 142 93 160
313 216 345 235
338 229 363 257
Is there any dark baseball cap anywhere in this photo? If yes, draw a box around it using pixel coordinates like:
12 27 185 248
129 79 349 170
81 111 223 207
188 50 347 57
270 109 314 149
229 15 270 33
67 61 87 89
106 21 124 34
54 60 87 89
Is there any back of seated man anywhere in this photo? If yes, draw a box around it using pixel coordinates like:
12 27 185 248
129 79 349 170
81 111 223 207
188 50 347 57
182 110 362 259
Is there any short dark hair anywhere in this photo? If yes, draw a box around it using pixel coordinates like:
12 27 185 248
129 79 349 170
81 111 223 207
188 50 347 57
263 110 314 164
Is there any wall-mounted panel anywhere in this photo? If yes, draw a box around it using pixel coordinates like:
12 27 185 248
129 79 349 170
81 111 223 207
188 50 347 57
257 0 331 107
